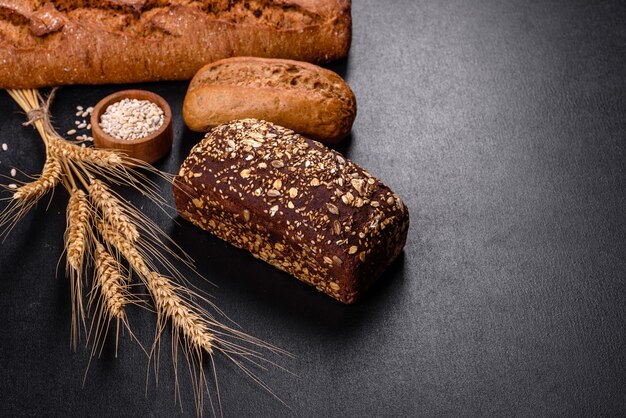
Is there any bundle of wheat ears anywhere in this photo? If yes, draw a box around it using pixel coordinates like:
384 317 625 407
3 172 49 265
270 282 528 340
0 89 288 416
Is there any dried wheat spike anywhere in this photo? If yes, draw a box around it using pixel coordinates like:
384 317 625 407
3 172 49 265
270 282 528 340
88 180 139 242
97 219 287 415
64 189 90 350
94 243 127 319
48 137 123 167
147 272 215 354
66 189 90 272
13 157 62 201
96 219 150 276
97 221 214 353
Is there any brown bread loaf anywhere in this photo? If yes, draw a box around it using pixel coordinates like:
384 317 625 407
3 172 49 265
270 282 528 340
173 119 409 304
183 57 357 143
0 0 351 88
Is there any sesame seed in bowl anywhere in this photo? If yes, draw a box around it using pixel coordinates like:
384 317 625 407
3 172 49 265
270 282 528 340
91 90 173 164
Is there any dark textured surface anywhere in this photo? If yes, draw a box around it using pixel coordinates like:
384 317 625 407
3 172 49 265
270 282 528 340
1 0 625 416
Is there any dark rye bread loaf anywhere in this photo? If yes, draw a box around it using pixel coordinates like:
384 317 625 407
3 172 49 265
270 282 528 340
0 0 351 88
174 119 409 304
183 57 357 143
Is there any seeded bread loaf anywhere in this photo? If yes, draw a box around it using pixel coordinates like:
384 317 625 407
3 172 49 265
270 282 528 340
183 57 356 143
173 119 409 304
0 0 351 88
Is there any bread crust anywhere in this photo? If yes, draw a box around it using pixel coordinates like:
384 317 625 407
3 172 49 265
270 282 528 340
0 0 352 88
183 57 356 143
173 119 409 304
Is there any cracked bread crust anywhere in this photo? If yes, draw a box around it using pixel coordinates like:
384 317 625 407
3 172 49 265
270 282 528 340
0 0 351 88
183 57 357 143
173 119 409 304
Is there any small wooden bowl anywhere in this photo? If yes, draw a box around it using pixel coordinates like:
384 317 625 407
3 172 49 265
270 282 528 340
91 90 173 164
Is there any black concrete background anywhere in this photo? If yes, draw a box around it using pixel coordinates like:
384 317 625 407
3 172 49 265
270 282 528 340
1 0 625 416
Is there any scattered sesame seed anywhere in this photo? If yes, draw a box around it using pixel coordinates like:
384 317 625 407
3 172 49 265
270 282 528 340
76 105 84 111
67 129 77 135
1 143 7 151
10 168 16 177
8 183 17 189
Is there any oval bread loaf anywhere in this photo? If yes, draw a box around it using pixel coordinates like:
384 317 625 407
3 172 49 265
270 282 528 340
174 119 409 304
183 57 357 143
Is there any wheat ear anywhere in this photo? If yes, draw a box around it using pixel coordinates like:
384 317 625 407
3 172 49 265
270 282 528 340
64 188 90 350
87 242 134 358
66 189 90 271
0 156 63 238
96 220 214 350
147 272 215 353
96 220 218 411
94 242 128 321
88 179 139 242
48 137 123 167
96 220 290 415
13 157 63 201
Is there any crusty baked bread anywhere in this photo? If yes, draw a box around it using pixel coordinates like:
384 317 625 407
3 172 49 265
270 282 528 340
174 119 409 304
183 57 356 143
0 0 351 88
